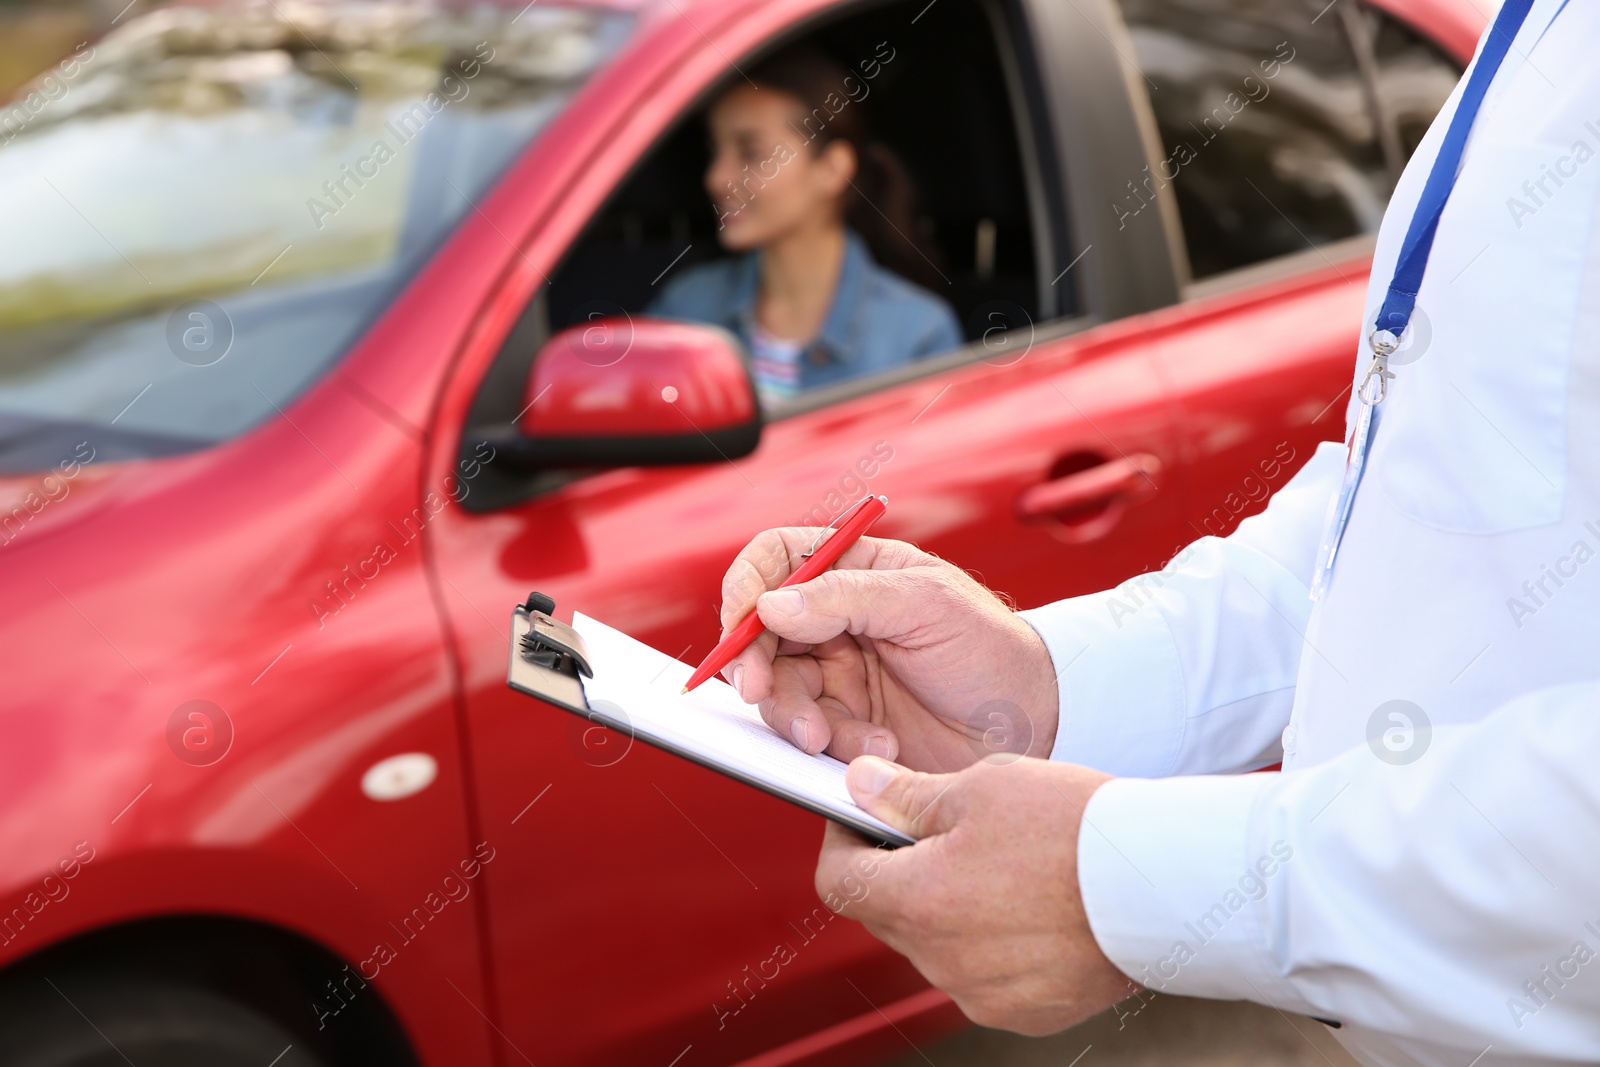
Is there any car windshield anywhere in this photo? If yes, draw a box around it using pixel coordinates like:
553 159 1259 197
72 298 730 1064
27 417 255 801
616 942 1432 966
0 1 631 472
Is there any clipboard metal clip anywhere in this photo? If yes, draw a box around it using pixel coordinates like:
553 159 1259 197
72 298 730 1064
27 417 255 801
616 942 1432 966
517 592 594 678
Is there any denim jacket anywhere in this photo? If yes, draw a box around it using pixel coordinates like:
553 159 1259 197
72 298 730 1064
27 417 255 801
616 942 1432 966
647 230 963 392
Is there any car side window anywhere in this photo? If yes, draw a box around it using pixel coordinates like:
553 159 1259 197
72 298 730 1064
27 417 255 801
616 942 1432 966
1114 0 1458 280
465 0 1056 437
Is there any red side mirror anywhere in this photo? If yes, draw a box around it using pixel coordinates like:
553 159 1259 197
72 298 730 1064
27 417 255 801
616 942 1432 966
509 318 761 468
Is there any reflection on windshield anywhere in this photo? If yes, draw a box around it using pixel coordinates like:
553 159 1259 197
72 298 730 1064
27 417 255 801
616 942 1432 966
0 1 631 471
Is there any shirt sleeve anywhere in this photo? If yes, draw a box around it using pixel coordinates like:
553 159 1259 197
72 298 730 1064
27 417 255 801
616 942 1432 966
1077 679 1600 1058
1016 438 1344 778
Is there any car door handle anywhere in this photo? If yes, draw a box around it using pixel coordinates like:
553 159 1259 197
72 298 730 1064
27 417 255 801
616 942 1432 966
1015 453 1162 521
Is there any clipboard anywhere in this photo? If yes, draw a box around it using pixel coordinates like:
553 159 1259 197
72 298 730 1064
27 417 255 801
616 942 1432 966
506 592 912 849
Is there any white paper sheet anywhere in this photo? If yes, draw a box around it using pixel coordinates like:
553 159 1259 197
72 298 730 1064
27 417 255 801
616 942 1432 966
571 612 910 845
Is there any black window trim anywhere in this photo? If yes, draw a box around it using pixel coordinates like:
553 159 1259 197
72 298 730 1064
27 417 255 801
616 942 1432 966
984 0 1070 321
1015 0 1189 323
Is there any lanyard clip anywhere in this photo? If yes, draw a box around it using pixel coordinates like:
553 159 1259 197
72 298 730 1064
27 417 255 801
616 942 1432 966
1359 329 1400 406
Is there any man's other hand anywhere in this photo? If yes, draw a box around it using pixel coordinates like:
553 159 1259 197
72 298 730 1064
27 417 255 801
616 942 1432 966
818 755 1135 1035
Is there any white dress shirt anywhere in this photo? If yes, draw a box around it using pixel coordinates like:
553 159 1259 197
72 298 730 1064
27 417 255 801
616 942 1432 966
1017 2 1600 1063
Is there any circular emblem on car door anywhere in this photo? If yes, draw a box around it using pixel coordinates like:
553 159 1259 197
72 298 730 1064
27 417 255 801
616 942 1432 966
361 753 438 801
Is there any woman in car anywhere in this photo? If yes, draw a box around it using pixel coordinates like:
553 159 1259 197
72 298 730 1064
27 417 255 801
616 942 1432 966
649 47 963 409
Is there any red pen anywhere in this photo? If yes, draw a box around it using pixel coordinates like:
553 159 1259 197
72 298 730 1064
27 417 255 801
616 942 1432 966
681 495 888 694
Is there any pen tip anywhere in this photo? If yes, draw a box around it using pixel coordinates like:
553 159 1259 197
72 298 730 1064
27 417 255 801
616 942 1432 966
679 686 688 695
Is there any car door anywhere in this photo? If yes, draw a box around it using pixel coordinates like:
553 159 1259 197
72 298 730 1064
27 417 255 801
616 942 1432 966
424 0 1185 1063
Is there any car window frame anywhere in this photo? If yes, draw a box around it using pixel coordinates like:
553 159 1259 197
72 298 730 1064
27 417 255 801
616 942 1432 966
457 0 1091 499
1016 0 1190 321
775 0 1204 422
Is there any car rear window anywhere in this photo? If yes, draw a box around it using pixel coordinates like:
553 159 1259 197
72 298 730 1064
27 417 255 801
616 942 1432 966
0 1 632 472
1114 0 1457 280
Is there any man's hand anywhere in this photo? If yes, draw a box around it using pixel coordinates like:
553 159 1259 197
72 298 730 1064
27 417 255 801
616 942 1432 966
717 529 1059 770
819 755 1137 1035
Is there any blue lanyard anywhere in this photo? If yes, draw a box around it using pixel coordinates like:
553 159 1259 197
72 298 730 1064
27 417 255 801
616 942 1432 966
1313 0 1539 601
1362 0 1537 399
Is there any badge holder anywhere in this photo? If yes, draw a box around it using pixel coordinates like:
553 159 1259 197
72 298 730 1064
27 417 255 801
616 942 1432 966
1311 329 1397 601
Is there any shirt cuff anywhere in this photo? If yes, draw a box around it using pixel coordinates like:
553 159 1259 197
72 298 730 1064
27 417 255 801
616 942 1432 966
1017 591 1186 777
1076 772 1314 1013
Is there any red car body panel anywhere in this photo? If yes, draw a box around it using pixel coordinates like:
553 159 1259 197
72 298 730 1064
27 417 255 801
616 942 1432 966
0 0 1482 1063
0 399 496 1061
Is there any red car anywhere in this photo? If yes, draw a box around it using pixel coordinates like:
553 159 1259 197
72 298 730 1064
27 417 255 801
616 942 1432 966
0 0 1475 1062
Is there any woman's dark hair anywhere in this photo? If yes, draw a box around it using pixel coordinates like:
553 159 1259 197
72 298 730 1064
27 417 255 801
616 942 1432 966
731 46 946 291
